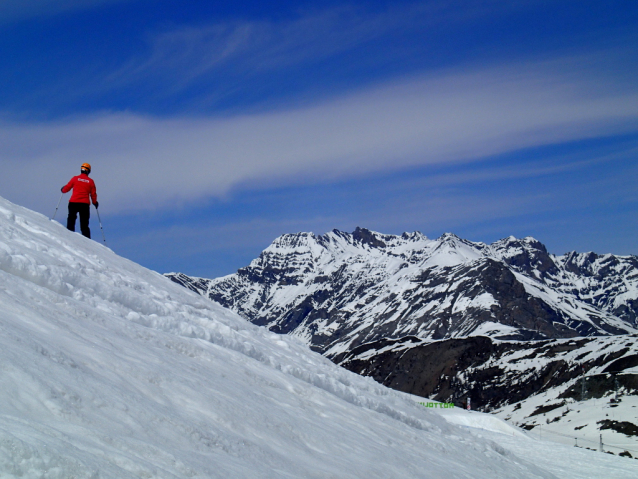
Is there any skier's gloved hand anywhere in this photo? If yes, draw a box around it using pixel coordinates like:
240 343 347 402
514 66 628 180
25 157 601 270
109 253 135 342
61 187 64 192
94 202 99 209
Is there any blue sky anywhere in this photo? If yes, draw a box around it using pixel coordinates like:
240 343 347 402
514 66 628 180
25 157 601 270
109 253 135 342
1 0 637 277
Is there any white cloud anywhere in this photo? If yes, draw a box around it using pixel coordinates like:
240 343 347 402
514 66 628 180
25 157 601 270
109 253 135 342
1 56 637 215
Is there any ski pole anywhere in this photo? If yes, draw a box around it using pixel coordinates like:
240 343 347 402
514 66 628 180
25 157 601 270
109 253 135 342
51 193 63 220
95 206 107 245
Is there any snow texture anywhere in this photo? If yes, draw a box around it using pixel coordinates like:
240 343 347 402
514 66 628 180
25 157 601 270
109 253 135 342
0 196 637 478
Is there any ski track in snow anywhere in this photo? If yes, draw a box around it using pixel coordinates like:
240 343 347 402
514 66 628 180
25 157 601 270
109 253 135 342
0 197 637 478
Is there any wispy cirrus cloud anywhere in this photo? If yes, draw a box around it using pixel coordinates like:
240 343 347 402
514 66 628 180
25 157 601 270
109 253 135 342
9 1 635 119
1 53 637 217
105 5 413 93
102 1 544 101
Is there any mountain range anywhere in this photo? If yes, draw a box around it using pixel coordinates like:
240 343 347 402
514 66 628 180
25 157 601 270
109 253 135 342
167 227 638 360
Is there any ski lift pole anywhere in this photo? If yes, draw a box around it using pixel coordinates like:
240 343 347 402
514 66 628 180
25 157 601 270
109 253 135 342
51 193 64 220
95 206 107 245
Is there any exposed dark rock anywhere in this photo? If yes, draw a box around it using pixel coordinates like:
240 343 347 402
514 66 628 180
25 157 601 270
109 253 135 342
530 402 566 417
352 227 386 249
598 420 638 437
603 354 638 373
340 335 638 412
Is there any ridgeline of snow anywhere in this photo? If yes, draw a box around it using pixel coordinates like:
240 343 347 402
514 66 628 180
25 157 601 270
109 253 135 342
1 196 637 478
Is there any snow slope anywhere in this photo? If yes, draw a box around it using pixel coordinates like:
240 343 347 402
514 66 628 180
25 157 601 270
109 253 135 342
1 196 637 478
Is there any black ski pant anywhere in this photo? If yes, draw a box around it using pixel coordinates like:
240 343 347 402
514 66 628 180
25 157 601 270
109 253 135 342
67 202 91 238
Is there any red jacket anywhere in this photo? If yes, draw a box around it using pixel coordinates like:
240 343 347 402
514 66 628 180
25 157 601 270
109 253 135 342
62 174 97 205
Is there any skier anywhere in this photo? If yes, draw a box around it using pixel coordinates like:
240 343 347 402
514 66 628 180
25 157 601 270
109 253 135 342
61 163 98 239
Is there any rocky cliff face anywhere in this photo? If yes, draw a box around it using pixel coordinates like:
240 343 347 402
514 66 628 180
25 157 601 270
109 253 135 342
167 228 638 359
339 333 638 411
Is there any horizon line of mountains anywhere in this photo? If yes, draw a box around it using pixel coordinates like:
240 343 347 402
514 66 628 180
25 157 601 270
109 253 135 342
168 227 637 351
166 227 638 413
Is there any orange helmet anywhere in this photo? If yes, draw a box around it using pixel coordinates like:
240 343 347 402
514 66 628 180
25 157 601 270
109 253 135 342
81 163 91 173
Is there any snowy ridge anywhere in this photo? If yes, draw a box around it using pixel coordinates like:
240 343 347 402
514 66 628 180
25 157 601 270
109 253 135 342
340 333 638 457
491 334 638 456
7 196 637 477
168 228 638 359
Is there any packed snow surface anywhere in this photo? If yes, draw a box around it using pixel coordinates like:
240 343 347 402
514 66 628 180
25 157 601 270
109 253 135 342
0 197 637 478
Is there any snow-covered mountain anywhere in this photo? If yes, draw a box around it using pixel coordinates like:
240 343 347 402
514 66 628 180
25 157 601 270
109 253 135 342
167 228 638 359
7 197 638 476
340 333 638 456
166 228 638 459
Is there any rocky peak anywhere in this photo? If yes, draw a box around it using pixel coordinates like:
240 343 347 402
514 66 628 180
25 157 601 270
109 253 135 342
351 227 386 249
437 232 462 243
268 231 321 250
559 251 637 279
401 231 428 242
490 235 558 278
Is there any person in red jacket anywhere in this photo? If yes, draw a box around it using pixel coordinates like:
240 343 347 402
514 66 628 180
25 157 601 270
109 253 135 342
61 163 98 238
